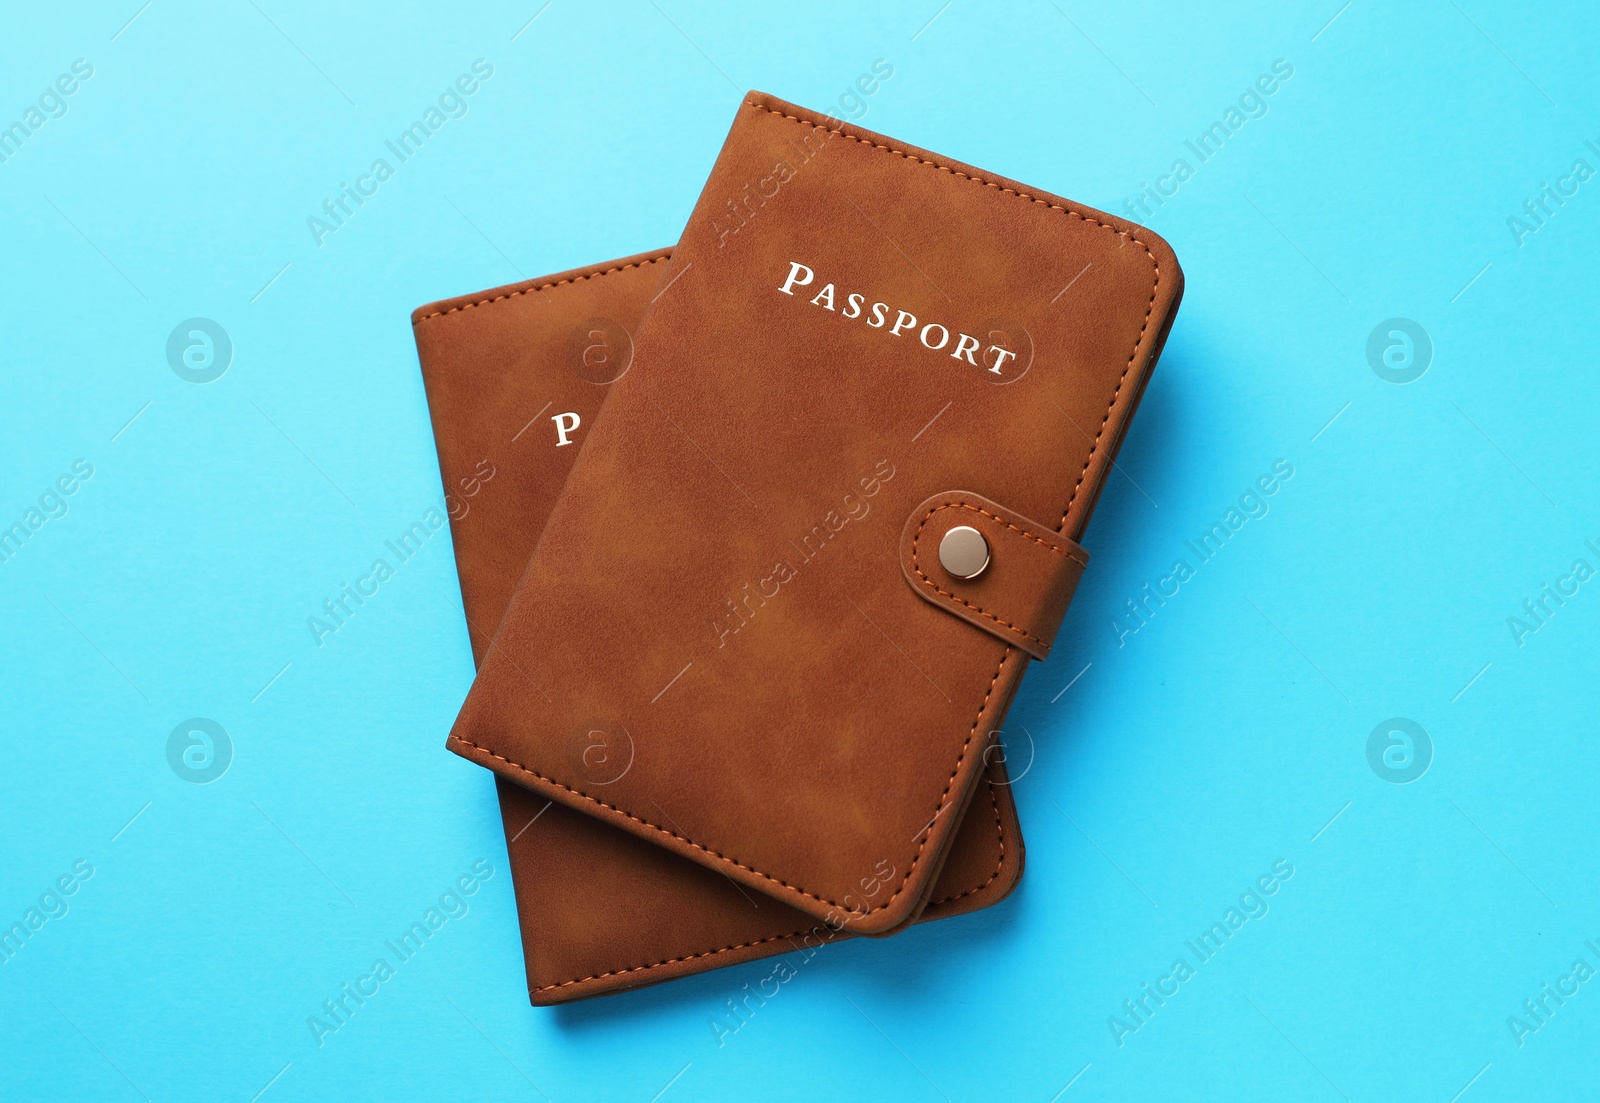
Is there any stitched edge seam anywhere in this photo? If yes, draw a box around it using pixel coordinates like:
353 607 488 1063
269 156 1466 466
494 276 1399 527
453 649 1006 916
481 97 1161 934
909 501 1085 646
531 780 1008 996
924 771 1008 907
412 254 673 325
535 929 812 997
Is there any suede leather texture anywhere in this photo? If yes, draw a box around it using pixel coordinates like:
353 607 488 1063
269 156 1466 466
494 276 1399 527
446 92 1184 933
413 249 1024 1004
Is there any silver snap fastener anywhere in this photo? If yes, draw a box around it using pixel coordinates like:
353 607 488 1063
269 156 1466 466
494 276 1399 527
939 525 990 579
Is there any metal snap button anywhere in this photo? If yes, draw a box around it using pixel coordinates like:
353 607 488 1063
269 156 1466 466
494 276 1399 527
939 525 990 579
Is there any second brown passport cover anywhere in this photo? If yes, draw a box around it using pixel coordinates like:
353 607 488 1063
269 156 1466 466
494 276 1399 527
413 250 1023 1004
448 93 1183 933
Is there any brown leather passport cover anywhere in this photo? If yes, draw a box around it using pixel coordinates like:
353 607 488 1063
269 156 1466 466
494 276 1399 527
413 250 1023 1004
448 91 1183 935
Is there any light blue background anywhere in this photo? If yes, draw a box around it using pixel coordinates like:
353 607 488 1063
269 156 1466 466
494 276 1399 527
3 1 1597 1099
